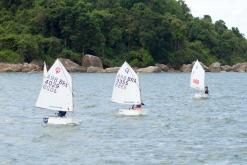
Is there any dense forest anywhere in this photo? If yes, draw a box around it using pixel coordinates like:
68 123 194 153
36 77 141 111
0 0 247 67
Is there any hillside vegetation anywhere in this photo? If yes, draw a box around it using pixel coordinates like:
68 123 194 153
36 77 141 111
0 0 247 67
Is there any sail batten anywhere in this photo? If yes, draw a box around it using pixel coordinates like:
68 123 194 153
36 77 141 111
35 59 73 112
111 61 141 105
190 60 205 91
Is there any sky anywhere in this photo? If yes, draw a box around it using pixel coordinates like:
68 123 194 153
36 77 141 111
183 0 247 37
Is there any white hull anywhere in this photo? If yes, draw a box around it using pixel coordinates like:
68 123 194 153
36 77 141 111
193 93 209 99
43 116 80 125
118 109 146 116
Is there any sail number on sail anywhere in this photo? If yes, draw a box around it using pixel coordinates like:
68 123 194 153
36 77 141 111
193 79 200 85
43 75 68 93
115 74 136 89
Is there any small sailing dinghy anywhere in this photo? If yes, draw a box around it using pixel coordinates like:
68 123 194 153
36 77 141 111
35 59 78 125
190 60 208 99
111 61 145 116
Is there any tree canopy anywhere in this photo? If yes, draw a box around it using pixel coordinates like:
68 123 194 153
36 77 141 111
0 0 246 67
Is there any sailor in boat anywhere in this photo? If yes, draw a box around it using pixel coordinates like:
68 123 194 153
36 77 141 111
205 86 209 95
131 103 144 110
130 105 140 110
57 111 66 117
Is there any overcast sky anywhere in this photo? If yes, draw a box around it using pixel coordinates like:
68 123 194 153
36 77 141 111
183 0 247 37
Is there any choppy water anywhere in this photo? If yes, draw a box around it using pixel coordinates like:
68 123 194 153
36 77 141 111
0 72 247 165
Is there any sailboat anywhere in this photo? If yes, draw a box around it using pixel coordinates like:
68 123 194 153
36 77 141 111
35 59 77 124
190 60 208 99
111 61 145 116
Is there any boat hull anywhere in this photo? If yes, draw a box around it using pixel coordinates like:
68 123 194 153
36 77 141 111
118 109 146 116
193 93 209 99
43 116 79 125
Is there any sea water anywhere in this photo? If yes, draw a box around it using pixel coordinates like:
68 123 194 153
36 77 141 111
0 72 246 165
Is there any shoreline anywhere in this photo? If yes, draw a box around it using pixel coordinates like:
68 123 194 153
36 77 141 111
1 57 247 73
0 61 247 73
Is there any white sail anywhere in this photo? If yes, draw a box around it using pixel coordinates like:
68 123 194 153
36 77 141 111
190 60 205 91
43 61 47 76
111 61 141 105
35 59 73 112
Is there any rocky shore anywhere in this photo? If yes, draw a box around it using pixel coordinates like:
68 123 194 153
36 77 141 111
0 54 247 73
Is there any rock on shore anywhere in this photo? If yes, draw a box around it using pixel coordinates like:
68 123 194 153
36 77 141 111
59 58 87 72
232 63 247 72
22 63 41 72
180 64 192 72
155 64 169 72
0 63 41 72
221 65 232 72
137 66 162 73
209 62 221 72
87 66 105 73
82 54 103 68
104 67 120 73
